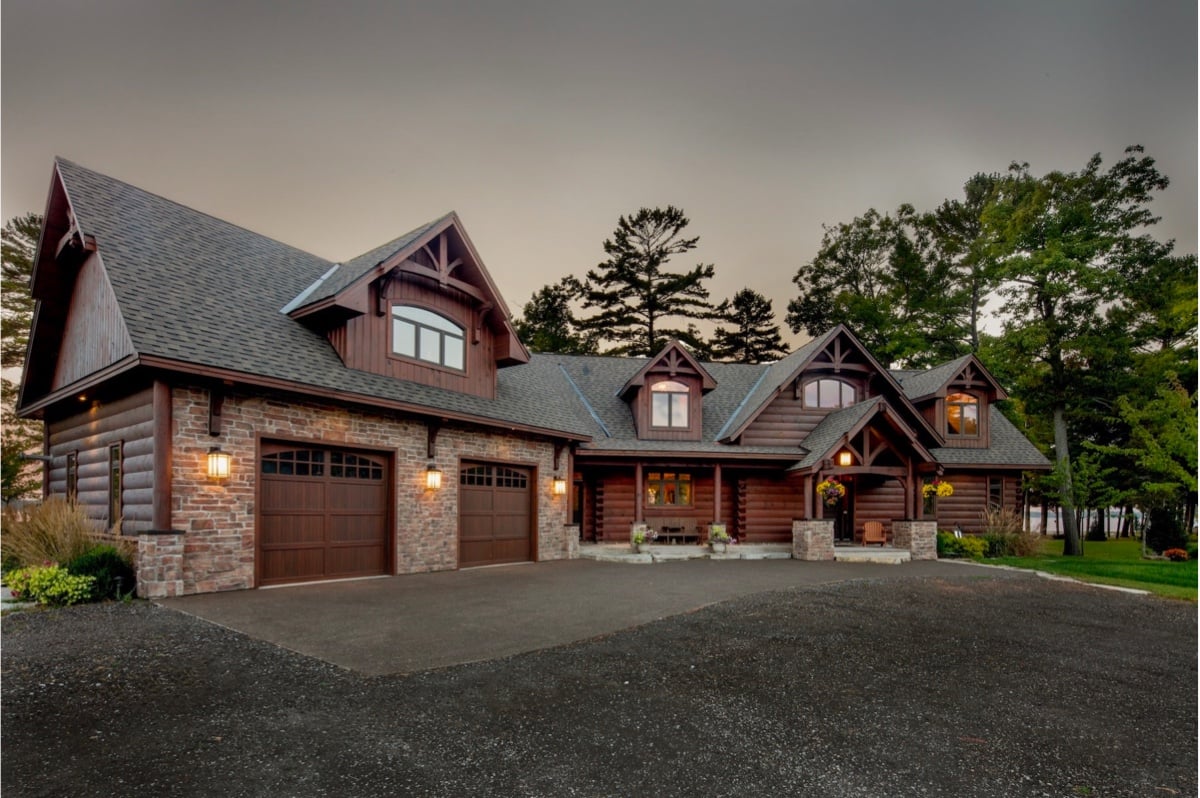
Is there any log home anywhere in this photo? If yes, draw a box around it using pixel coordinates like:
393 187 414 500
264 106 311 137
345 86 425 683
18 160 1049 596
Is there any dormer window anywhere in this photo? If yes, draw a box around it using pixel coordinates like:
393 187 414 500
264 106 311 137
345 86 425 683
946 392 979 436
802 378 856 409
392 305 465 371
651 380 690 428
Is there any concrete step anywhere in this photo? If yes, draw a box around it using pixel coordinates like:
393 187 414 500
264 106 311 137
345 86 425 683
833 547 911 565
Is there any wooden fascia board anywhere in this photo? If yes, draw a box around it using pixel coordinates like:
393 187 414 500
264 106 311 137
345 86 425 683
574 448 802 464
133 354 590 442
937 461 1052 472
717 327 841 442
910 355 1009 403
619 342 717 399
17 353 141 417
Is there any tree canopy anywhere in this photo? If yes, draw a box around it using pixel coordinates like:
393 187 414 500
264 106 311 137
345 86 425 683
1 213 43 503
577 206 726 357
710 288 788 364
513 277 598 355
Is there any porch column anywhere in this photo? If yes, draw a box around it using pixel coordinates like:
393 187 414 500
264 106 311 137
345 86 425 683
803 474 813 520
792 519 835 561
714 463 722 523
893 520 937 560
634 461 643 523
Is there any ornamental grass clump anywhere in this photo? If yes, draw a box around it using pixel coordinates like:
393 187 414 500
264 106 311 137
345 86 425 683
1 498 106 571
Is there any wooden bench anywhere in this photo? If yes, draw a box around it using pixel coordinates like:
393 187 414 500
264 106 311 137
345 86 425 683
652 516 700 544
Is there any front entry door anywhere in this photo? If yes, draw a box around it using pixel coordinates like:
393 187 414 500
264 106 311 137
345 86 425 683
833 479 855 542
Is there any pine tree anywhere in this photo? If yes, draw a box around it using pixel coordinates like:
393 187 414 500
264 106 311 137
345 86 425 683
711 289 788 363
578 206 725 356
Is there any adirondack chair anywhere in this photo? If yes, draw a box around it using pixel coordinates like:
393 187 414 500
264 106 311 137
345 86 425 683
861 521 887 546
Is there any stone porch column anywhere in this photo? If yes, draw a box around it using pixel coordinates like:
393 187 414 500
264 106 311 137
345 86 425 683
564 524 580 559
892 521 937 561
792 519 835 561
136 530 187 598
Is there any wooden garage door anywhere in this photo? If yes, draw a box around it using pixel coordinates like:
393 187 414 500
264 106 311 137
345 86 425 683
258 443 390 586
459 463 533 567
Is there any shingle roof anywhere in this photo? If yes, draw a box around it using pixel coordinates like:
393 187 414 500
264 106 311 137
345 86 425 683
49 160 1049 469
930 407 1051 467
789 398 882 469
294 214 453 308
55 159 591 437
891 355 972 399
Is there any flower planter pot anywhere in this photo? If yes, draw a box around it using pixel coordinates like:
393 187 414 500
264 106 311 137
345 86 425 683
710 542 727 554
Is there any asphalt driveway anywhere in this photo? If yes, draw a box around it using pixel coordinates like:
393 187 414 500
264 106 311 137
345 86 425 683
158 558 970 675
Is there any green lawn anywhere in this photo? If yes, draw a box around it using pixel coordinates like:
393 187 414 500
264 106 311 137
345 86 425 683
988 536 1198 601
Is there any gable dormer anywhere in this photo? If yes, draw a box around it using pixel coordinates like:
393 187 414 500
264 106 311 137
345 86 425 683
731 326 941 450
904 355 1007 449
620 341 716 441
285 213 528 400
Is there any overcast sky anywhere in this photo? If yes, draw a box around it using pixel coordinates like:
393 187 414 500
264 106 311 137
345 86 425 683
2 1 1195 348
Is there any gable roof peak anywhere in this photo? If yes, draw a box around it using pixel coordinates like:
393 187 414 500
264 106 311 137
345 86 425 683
618 339 718 399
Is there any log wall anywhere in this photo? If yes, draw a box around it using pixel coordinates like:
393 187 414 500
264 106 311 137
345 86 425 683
46 385 155 533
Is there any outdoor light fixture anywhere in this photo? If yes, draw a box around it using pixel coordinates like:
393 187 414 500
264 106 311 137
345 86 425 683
837 450 853 467
425 464 443 490
552 477 567 496
207 447 232 479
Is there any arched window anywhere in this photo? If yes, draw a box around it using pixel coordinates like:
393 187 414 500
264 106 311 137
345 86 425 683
802 378 856 409
946 392 979 436
391 305 465 370
651 380 690 428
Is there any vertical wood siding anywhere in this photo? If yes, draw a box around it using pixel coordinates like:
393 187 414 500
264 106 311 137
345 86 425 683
46 386 155 533
330 273 496 398
51 253 135 391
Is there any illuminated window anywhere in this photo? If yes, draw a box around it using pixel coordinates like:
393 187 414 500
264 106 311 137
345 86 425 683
803 378 856 409
646 471 692 506
650 380 690 428
947 393 979 436
392 305 465 370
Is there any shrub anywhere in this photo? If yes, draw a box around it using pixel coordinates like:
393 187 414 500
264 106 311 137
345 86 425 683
981 506 1022 536
0 498 112 569
1163 548 1189 562
937 531 961 557
5 564 95 606
957 535 986 558
1146 507 1188 554
937 531 985 558
66 544 136 600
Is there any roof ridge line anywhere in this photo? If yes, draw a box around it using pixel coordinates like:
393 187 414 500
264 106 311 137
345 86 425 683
559 364 611 438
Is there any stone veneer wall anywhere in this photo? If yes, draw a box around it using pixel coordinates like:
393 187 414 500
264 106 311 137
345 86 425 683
892 520 937 560
151 386 572 596
792 519 835 561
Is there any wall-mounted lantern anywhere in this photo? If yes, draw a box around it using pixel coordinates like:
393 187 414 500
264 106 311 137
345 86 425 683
207 447 232 479
552 477 567 496
837 450 853 467
425 464 443 491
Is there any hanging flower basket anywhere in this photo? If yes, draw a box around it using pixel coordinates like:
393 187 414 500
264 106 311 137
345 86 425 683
816 478 846 507
922 479 954 499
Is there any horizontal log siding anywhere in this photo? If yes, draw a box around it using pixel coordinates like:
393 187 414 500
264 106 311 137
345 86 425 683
330 274 496 398
932 473 989 532
590 468 733 541
46 386 155 533
51 252 135 391
738 474 804 542
854 479 906 531
740 372 873 447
